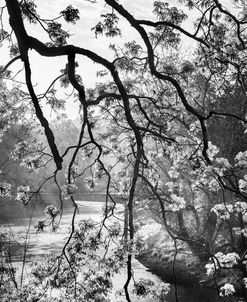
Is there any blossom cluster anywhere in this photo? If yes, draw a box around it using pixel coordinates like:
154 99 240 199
238 175 247 192
0 182 11 197
205 262 216 276
44 204 59 218
20 156 44 170
243 278 247 288
205 252 240 275
235 151 247 168
169 194 186 211
241 228 247 238
15 185 30 205
211 201 247 220
219 283 235 297
211 203 233 220
10 141 29 160
215 252 240 268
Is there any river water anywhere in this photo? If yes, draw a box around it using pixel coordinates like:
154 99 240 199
1 200 220 302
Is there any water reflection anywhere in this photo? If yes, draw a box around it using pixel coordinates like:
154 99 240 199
166 286 217 302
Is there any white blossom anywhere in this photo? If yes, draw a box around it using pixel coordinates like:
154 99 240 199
0 182 11 197
234 201 247 214
166 181 178 193
168 167 179 179
10 141 29 160
207 142 219 161
241 228 247 238
205 252 240 277
211 203 233 220
44 204 59 218
212 201 247 220
16 185 30 205
215 157 231 170
20 156 44 170
219 283 235 297
189 121 200 133
243 278 247 288
239 175 247 192
235 151 247 168
205 263 216 275
215 252 240 268
169 194 186 211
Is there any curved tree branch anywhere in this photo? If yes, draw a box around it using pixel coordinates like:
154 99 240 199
105 0 211 164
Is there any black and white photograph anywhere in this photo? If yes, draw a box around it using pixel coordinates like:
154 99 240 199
0 1 247 301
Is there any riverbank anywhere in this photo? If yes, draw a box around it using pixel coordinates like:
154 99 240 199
0 200 225 301
0 201 164 302
136 223 247 302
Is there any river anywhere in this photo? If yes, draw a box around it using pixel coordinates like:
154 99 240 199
1 200 220 301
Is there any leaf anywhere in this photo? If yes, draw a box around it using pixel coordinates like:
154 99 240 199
60 5 80 24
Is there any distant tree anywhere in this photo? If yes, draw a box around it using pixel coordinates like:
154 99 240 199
0 78 34 195
0 124 32 189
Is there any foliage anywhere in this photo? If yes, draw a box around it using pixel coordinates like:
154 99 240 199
92 13 121 38
0 219 169 301
60 5 80 24
1 0 247 300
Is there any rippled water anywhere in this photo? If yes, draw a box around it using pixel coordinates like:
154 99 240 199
1 200 219 302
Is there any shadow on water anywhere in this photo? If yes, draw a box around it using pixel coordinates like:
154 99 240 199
167 285 218 302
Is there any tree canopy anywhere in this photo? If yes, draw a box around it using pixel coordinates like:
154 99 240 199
1 0 247 301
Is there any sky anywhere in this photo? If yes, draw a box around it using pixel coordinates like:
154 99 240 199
27 0 156 88
1 0 203 119
0 1 149 119
6 0 155 84
2 0 152 119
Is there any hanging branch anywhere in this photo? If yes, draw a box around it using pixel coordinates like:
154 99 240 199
23 59 63 171
5 0 63 171
105 0 211 165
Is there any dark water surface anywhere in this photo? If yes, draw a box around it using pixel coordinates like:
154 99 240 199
1 200 221 302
